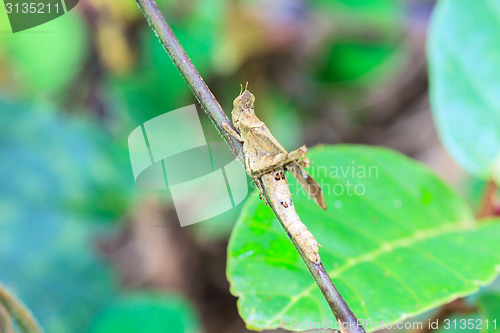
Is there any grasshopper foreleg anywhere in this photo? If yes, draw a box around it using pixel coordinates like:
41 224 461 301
222 122 243 142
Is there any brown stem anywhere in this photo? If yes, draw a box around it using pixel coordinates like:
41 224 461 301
0 303 14 333
134 0 243 163
261 172 365 333
477 179 498 219
0 283 42 333
133 0 365 332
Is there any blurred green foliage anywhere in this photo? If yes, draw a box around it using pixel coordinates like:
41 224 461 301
312 0 405 85
0 11 88 99
429 0 500 184
478 293 500 332
0 101 133 332
87 293 200 333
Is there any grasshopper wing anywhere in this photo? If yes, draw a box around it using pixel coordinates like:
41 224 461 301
249 125 287 155
287 162 327 210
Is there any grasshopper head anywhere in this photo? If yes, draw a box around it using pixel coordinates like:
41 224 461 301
233 89 255 109
232 89 255 126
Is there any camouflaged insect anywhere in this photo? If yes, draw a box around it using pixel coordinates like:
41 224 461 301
223 86 326 263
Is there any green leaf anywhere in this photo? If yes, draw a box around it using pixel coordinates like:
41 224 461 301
87 294 200 333
478 293 500 332
227 145 500 331
2 11 88 97
428 0 500 183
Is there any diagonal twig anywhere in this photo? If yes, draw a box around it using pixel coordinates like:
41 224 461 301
133 1 366 332
0 283 43 333
133 0 243 163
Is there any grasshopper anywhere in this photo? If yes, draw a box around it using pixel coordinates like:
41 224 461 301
223 85 326 263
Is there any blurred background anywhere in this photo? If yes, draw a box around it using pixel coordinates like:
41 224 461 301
0 0 485 332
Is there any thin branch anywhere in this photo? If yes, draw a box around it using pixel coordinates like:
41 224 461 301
0 303 15 333
133 1 365 332
0 283 43 333
134 0 243 163
261 175 365 333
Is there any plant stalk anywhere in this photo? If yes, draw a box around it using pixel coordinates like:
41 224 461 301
0 283 42 333
134 1 365 332
261 173 365 333
134 0 243 163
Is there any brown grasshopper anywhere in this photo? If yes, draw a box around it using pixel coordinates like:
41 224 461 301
223 85 326 263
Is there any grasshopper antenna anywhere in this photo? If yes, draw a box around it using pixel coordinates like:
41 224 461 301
239 83 243 96
245 81 249 90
